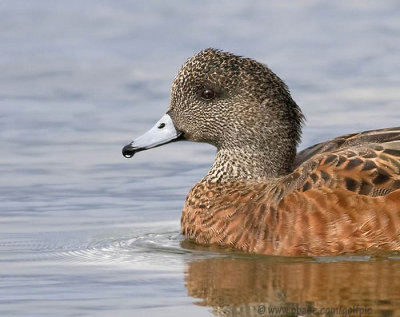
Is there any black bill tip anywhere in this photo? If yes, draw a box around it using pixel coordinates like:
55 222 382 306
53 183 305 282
122 143 137 158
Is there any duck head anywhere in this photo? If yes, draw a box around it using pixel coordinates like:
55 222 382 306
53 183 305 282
123 49 304 180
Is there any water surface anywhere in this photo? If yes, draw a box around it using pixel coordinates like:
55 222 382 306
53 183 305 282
1 1 400 316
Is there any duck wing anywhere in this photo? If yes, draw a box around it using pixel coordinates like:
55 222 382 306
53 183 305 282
290 127 400 196
294 127 400 169
273 128 400 255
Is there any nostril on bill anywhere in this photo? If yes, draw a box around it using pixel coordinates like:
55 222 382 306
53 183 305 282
158 123 165 129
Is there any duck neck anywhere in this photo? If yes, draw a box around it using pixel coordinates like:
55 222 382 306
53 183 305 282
203 144 296 182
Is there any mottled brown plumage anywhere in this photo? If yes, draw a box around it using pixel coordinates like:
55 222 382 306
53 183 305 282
182 128 400 256
124 48 400 256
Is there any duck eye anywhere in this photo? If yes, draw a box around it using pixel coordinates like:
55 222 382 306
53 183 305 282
200 89 216 100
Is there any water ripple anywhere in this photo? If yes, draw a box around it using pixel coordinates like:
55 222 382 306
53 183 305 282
0 228 221 268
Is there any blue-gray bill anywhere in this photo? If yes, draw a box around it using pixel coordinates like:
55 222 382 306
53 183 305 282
122 114 182 158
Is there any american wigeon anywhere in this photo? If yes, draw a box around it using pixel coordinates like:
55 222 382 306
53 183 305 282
123 49 400 256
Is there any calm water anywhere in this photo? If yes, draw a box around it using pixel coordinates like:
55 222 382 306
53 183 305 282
1 1 400 316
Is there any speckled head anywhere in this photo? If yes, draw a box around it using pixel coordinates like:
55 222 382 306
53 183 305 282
169 49 303 147
123 49 304 180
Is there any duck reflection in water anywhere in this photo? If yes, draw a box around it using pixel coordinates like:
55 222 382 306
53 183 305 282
182 243 400 316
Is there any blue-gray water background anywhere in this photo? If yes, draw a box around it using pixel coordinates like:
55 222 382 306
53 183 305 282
1 1 400 316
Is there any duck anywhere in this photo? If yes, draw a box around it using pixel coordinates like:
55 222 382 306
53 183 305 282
122 48 400 256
